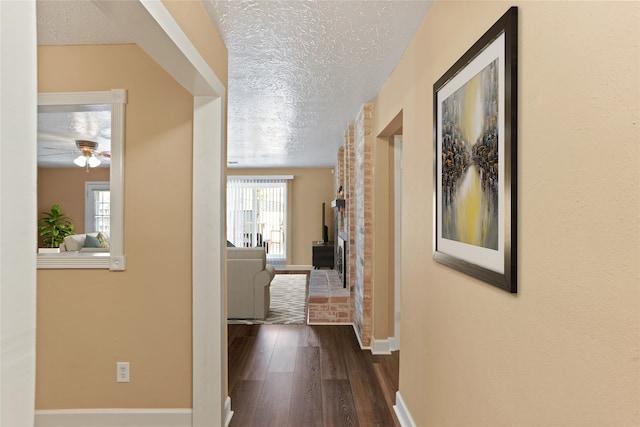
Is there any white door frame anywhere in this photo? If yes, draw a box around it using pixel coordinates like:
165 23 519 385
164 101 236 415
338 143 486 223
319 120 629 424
98 2 229 425
392 135 402 351
6 2 227 425
0 1 38 425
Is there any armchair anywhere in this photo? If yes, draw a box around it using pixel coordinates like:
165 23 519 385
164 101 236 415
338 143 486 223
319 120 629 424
227 247 276 319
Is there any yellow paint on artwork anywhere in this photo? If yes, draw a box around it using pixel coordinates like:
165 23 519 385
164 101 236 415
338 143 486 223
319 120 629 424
461 75 485 146
455 165 482 245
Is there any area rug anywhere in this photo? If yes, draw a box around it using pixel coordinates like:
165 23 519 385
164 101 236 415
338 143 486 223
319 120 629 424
228 274 307 325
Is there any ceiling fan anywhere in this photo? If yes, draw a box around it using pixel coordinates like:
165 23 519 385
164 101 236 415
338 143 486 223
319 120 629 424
72 140 110 170
38 139 110 172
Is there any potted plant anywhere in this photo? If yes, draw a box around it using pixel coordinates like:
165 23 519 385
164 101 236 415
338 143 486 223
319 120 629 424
38 204 75 253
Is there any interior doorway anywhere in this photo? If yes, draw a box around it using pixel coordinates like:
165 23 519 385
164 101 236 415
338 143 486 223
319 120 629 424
377 110 403 351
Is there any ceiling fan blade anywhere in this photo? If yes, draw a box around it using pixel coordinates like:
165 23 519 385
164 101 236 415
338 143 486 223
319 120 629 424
37 131 75 142
40 146 75 151
96 151 111 158
37 151 75 157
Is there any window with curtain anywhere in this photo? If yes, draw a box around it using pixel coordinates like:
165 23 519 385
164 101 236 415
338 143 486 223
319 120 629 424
226 176 292 263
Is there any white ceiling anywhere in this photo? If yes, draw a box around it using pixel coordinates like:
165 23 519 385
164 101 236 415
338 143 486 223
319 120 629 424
37 105 112 168
36 0 433 169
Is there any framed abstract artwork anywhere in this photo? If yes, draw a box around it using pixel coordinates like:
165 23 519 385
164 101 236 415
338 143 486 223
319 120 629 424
433 7 518 293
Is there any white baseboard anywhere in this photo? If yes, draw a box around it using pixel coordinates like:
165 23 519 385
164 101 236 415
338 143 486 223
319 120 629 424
390 335 400 351
224 396 233 427
393 391 417 427
352 327 399 355
35 408 192 427
371 338 393 355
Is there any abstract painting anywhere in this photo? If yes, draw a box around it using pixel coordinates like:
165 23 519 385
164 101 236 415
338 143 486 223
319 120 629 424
433 7 518 293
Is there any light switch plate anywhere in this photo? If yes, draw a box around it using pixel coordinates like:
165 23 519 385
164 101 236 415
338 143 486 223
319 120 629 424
117 362 129 383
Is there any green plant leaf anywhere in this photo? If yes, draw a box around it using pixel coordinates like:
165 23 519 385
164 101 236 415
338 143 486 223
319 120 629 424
38 204 75 247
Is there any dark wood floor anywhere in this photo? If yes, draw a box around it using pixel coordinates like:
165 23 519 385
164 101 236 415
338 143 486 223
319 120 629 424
228 324 400 427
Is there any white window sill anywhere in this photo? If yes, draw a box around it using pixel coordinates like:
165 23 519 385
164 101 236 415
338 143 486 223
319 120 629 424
37 252 126 270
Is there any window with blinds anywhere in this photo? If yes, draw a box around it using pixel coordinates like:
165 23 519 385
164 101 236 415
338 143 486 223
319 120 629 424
85 181 110 234
226 176 292 263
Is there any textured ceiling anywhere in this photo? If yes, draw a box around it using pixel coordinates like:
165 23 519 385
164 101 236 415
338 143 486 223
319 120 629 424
203 0 433 168
37 105 112 169
36 0 433 169
37 0 131 45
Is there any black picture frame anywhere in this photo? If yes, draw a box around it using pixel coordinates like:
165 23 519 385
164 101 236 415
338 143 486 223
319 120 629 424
433 7 518 293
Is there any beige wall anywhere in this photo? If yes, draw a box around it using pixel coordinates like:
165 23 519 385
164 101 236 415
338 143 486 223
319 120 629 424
374 1 640 425
228 168 336 265
38 167 110 239
161 0 228 87
373 138 391 339
160 1 231 409
37 44 194 409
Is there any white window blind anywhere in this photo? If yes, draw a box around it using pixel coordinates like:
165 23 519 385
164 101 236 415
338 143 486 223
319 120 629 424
85 181 110 234
227 176 292 263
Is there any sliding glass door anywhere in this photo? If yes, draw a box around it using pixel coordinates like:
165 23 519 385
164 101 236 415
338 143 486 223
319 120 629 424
227 177 289 262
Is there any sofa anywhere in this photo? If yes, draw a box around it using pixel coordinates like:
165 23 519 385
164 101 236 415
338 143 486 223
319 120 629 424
227 247 276 319
59 232 110 253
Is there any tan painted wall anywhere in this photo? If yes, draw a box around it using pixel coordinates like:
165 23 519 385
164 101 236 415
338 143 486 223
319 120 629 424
228 168 336 265
373 138 391 339
161 0 230 408
38 168 110 239
36 44 194 409
374 1 640 425
161 0 228 87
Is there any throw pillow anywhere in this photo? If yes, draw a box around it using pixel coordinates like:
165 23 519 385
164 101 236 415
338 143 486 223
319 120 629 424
84 234 102 248
97 232 110 248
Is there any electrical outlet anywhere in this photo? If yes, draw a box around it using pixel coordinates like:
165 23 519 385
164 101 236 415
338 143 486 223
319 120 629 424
116 362 130 383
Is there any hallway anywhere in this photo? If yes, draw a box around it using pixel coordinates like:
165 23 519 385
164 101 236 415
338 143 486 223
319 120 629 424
228 324 400 427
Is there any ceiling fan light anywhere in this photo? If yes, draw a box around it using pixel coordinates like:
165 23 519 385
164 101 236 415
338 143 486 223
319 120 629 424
74 155 87 167
88 156 101 168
